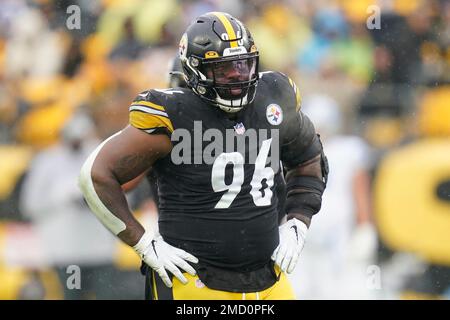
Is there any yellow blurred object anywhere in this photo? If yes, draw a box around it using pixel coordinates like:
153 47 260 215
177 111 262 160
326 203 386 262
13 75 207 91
263 4 292 35
0 145 33 201
339 0 378 23
364 117 404 148
82 34 112 63
114 241 141 270
101 0 137 9
20 77 64 105
60 77 92 109
401 291 444 300
15 101 74 148
339 0 422 21
0 39 5 76
248 5 309 71
374 139 450 266
393 0 421 16
33 0 51 4
421 41 441 63
80 60 116 95
446 47 450 65
418 86 450 138
0 92 18 125
80 35 116 93
134 0 178 44
0 224 63 299
98 0 179 46
0 224 29 299
96 0 145 46
0 266 30 300
120 60 148 90
38 269 63 300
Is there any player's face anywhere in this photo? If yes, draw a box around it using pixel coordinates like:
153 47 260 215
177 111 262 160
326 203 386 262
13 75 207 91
204 58 257 97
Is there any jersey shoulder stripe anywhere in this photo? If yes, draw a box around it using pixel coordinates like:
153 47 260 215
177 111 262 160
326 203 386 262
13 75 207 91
130 104 169 117
129 90 174 134
287 77 302 111
131 100 167 112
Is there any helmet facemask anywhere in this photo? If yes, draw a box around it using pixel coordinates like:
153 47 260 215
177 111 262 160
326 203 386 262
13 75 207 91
184 53 259 113
179 12 260 113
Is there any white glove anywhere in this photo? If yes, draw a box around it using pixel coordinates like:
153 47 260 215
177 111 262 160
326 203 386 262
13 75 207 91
271 218 308 274
133 231 199 288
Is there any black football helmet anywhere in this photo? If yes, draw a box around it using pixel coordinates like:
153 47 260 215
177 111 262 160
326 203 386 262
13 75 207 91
167 56 187 88
179 12 259 113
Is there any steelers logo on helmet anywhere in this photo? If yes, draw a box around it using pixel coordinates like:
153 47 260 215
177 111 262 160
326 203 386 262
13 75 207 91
179 12 259 113
179 33 188 59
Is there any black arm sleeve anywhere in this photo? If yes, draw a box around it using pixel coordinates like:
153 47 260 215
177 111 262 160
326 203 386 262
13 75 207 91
284 135 329 219
268 71 329 219
274 171 287 224
281 112 322 169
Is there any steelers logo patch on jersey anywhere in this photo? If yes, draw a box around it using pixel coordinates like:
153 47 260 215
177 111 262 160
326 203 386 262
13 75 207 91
266 104 283 125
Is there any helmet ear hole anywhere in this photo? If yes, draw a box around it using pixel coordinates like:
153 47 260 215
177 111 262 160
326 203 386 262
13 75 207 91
190 57 199 67
197 86 206 94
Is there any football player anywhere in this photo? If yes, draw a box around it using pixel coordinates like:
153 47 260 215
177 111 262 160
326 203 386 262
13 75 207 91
148 55 288 221
79 12 328 300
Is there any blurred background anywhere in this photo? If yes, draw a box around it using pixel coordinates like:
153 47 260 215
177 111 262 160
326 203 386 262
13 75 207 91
0 0 449 300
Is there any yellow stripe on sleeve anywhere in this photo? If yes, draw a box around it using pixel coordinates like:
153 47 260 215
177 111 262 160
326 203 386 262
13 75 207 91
131 100 166 112
129 111 174 133
288 77 302 112
295 89 302 112
288 77 294 88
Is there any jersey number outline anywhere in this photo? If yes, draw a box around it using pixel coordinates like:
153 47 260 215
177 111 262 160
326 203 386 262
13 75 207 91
211 139 274 209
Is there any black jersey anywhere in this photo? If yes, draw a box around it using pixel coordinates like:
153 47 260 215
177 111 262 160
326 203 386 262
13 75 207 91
129 71 316 273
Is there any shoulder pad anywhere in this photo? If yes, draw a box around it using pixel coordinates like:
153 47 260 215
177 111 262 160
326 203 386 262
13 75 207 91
260 71 301 112
129 89 174 134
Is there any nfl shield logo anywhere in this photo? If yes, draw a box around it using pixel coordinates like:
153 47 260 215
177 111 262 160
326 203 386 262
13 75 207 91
234 122 246 135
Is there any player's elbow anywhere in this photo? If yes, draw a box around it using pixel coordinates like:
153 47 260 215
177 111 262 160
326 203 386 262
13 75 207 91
90 166 110 186
78 166 90 200
79 161 109 194
78 157 105 196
